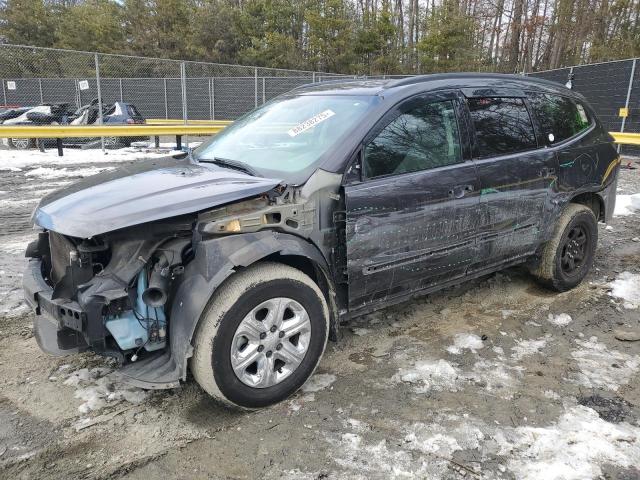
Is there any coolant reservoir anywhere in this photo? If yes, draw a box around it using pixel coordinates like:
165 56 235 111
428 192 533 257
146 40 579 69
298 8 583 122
105 270 166 352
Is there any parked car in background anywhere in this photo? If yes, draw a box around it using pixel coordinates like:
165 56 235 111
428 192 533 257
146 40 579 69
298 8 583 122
1 99 147 149
24 73 619 409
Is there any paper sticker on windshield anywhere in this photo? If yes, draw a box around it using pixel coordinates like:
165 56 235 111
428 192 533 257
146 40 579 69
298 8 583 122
288 109 335 137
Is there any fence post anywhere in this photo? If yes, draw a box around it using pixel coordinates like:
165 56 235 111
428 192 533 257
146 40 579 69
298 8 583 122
180 62 188 124
312 72 316 83
262 77 266 104
2 79 7 107
119 78 124 102
38 79 44 104
618 58 636 153
211 77 215 120
163 78 168 119
94 53 105 153
208 78 213 120
254 67 259 108
75 79 81 109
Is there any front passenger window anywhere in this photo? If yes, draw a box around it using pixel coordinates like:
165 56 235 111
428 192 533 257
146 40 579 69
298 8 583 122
364 100 462 178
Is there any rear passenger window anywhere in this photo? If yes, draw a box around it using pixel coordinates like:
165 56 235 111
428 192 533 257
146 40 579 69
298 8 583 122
467 97 537 158
528 93 591 144
364 99 462 178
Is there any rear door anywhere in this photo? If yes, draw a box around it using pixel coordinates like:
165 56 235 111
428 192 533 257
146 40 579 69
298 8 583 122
464 93 556 271
344 91 481 311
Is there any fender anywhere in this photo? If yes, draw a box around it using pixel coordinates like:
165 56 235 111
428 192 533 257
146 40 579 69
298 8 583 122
172 230 335 380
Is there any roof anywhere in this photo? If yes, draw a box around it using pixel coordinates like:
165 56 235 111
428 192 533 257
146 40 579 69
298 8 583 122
292 72 575 98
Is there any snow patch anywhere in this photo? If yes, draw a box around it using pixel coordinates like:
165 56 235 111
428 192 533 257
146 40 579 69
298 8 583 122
547 313 573 327
609 272 640 309
511 335 550 361
25 166 111 179
571 337 640 391
613 193 640 216
0 145 181 170
0 237 33 255
351 327 371 336
394 359 462 393
446 333 484 355
301 373 336 393
63 367 148 413
502 406 640 480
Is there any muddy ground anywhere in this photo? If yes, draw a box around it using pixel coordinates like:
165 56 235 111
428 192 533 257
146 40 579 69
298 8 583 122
0 147 639 480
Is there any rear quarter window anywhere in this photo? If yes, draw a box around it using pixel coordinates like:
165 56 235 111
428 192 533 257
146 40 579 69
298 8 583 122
467 97 537 158
527 93 592 144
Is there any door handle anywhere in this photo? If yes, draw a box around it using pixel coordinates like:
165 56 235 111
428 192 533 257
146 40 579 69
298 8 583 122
448 184 474 199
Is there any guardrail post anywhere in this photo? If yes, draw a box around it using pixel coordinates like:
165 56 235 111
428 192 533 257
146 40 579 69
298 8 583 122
94 53 105 153
56 138 63 157
619 58 637 154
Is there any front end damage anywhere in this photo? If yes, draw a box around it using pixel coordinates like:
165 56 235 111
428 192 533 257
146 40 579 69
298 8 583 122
24 219 192 387
24 168 343 390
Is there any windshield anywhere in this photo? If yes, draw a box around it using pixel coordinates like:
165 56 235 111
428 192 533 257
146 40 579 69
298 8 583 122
194 94 379 180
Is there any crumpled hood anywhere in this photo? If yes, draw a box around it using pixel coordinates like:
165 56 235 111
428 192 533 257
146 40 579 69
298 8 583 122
33 156 282 238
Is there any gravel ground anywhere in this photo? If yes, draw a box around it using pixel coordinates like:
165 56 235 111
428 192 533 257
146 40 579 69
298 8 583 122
0 147 639 480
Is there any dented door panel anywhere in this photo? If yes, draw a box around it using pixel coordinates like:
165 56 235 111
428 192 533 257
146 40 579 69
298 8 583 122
345 163 480 310
471 149 558 270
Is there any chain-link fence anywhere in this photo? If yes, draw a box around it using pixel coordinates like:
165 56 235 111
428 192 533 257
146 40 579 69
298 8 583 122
2 44 639 155
0 44 352 123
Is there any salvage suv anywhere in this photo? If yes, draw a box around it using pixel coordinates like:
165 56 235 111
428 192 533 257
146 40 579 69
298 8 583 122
24 74 619 408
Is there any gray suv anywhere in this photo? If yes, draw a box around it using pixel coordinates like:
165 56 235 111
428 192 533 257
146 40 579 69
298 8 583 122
24 74 619 408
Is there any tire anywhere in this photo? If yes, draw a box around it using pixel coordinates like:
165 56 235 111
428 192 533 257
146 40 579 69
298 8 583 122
8 137 35 150
532 204 598 292
191 262 330 409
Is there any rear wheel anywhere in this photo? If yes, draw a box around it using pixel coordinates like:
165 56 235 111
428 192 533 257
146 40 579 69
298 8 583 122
191 262 329 409
532 204 598 291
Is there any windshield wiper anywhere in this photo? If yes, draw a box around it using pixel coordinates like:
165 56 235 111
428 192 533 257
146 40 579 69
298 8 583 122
198 157 261 177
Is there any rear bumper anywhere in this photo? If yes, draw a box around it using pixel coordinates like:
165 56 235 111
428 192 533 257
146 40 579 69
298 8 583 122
23 259 87 355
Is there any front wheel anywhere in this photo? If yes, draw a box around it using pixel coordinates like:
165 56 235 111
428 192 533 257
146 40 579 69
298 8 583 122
191 262 330 409
532 204 598 292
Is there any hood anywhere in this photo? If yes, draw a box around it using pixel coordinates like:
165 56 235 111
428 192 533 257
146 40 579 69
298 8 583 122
33 156 282 238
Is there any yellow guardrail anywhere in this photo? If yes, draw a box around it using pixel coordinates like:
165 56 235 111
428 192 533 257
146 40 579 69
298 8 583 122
0 124 227 138
610 132 640 145
0 125 636 145
147 119 233 126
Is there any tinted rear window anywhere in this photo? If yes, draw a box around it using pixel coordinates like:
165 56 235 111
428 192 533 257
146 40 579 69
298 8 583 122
527 93 591 144
468 97 537 158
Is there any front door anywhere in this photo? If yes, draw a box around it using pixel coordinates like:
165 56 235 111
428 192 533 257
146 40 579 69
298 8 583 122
344 92 481 311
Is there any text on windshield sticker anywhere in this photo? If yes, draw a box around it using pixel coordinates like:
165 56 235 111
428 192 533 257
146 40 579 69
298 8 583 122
287 109 335 137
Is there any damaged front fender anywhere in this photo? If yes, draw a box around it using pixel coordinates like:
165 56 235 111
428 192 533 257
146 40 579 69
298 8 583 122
116 230 334 388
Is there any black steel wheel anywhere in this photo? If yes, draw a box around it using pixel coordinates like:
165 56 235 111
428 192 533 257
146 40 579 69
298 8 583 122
532 204 598 292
